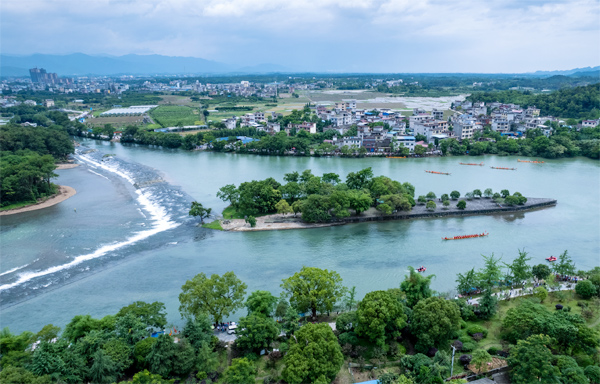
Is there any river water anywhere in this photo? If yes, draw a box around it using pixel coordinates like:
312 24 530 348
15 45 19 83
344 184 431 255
1 140 599 333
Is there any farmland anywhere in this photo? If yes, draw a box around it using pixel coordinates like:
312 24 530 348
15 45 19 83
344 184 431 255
150 105 202 127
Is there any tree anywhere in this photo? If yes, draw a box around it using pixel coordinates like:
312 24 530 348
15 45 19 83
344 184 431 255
401 266 435 308
450 190 460 199
223 358 256 384
102 338 133 376
344 286 357 310
89 350 117 384
281 267 347 319
506 249 532 286
235 314 279 353
116 301 167 329
246 290 278 317
575 280 596 299
346 167 374 190
275 199 292 215
426 201 436 211
291 200 303 216
500 189 510 198
377 203 392 215
322 172 341 185
426 191 436 200
0 365 50 384
348 190 372 214
126 370 174 384
553 250 576 276
584 365 600 384
483 188 493 198
283 323 343 384
411 297 460 352
147 335 195 379
282 306 300 337
477 290 498 320
133 338 156 370
507 334 560 384
188 201 211 222
478 253 503 289
301 194 332 223
443 200 450 209
440 193 449 201
532 264 552 280
456 268 478 295
245 215 257 227
182 313 213 352
457 200 466 210
417 195 427 204
178 271 247 324
355 290 407 346
275 299 290 319
471 349 492 373
216 184 239 207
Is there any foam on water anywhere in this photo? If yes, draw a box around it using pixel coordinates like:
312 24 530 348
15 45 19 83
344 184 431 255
0 152 181 292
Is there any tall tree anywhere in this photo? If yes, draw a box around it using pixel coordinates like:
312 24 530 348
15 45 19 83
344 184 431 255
410 297 461 352
222 358 256 384
188 201 212 223
281 267 347 319
456 268 479 295
507 334 560 384
478 253 503 289
355 290 407 346
116 301 167 329
178 271 247 324
89 350 117 384
235 314 279 353
400 266 435 308
283 323 344 384
553 250 576 276
505 249 532 286
245 290 278 317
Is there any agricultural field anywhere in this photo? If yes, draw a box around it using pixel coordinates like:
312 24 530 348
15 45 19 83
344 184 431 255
158 95 198 106
85 115 147 128
150 105 202 127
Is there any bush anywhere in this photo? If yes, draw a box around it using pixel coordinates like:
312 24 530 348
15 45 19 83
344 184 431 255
576 280 596 299
338 331 359 346
487 347 499 355
459 320 467 329
461 342 477 352
466 325 488 338
585 365 600 384
459 354 472 365
341 343 353 356
472 333 484 341
452 340 463 351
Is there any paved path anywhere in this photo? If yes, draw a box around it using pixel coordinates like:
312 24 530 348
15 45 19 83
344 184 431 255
469 281 577 305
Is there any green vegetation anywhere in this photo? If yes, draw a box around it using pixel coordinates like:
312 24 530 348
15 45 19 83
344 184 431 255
467 84 600 120
0 106 75 207
150 105 200 128
201 221 223 230
0 254 597 384
216 168 415 223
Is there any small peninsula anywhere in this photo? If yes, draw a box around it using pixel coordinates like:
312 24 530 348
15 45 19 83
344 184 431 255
206 167 556 231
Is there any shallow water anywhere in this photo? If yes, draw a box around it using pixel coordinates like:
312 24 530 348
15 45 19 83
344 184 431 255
1 140 598 333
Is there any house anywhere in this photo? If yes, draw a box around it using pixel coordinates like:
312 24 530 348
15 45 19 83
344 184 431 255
582 120 599 128
395 135 416 152
432 108 444 120
44 99 55 108
363 137 392 153
491 118 510 133
223 118 237 130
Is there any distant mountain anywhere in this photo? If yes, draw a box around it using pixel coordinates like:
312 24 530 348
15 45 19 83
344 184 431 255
236 63 292 73
0 53 284 76
569 70 600 78
531 66 600 76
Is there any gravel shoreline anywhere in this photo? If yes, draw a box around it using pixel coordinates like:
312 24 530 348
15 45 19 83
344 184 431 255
0 186 77 216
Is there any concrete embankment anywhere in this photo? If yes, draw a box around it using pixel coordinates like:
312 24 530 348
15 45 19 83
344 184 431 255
218 197 556 232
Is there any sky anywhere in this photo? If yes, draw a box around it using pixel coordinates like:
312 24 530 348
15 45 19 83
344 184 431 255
2 0 599 73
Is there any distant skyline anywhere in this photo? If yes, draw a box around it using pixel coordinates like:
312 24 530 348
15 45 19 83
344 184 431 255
2 0 599 73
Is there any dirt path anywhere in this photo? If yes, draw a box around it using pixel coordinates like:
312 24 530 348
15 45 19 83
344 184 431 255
0 186 76 216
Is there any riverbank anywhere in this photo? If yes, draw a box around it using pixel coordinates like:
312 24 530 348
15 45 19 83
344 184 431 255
0 186 77 216
217 197 557 231
56 163 79 170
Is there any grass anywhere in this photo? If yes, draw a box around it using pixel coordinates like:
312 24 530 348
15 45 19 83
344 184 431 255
461 290 600 354
202 220 223 231
0 200 36 211
149 105 199 127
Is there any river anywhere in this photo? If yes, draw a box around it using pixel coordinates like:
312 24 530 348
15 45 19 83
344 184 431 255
1 140 598 333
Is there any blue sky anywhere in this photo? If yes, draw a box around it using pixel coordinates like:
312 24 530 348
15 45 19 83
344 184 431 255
2 0 599 72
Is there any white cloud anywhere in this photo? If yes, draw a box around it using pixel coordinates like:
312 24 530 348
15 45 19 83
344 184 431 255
1 0 598 72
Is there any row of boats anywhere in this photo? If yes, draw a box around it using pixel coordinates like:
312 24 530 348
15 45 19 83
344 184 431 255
442 232 489 241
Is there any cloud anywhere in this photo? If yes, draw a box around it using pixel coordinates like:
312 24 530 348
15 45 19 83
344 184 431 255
1 0 598 72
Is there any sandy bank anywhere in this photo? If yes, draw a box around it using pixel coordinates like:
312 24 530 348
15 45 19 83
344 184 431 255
0 186 77 216
217 197 556 232
56 163 79 170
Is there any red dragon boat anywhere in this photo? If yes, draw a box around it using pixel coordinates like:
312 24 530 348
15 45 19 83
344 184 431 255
459 162 484 166
490 166 517 170
425 170 451 175
518 159 545 164
442 232 489 241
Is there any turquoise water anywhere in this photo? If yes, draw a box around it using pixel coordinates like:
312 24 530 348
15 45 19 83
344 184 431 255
1 140 599 333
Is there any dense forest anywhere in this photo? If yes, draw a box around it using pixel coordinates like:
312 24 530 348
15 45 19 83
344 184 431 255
0 106 76 208
466 84 600 120
1 253 598 384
